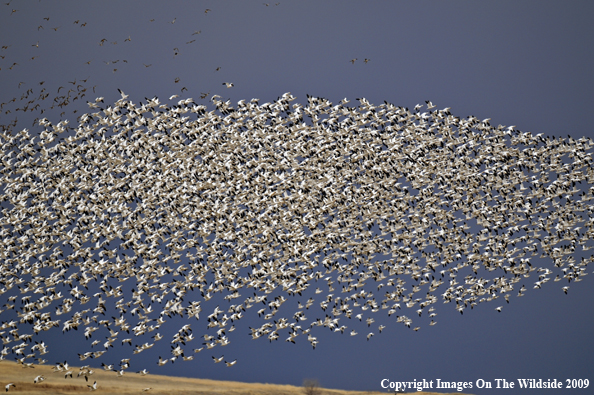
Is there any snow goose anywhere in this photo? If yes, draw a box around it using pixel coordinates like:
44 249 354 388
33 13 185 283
225 359 237 367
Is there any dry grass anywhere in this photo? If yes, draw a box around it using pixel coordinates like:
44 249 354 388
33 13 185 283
0 360 471 395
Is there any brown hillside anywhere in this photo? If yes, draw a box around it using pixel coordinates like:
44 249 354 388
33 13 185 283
0 360 471 395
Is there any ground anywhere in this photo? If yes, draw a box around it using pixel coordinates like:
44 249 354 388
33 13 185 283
0 360 471 395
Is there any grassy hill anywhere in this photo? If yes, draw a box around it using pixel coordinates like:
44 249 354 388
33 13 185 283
0 360 472 395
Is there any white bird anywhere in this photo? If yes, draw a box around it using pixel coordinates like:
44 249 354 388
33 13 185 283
222 82 234 88
157 356 168 366
4 383 15 392
87 381 98 391
225 359 237 367
212 355 224 363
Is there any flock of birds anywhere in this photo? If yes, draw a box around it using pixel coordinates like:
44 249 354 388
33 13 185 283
0 89 592 391
1 4 391 391
1 6 218 134
0 0 377 140
0 2 592 392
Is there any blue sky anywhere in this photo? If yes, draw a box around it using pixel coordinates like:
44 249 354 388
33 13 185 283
0 1 593 394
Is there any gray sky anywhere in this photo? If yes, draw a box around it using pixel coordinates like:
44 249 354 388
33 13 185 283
0 1 593 394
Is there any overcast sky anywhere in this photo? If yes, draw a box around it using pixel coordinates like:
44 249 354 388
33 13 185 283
1 1 593 394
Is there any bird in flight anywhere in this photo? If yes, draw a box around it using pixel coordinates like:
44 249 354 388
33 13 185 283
223 82 234 88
